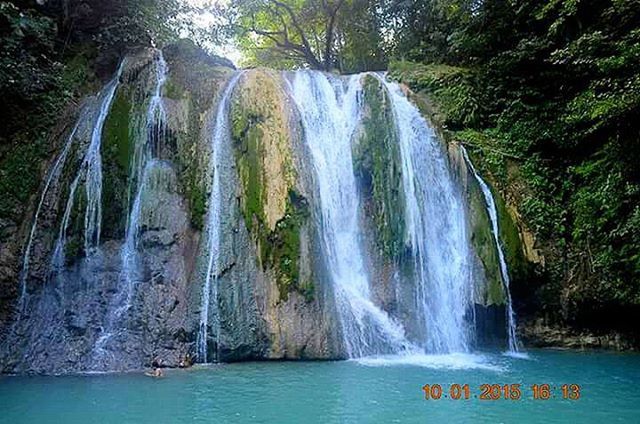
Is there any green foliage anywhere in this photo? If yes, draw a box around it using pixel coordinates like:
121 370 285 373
0 2 57 108
93 0 187 53
0 3 95 230
0 0 185 240
391 0 640 325
336 0 388 72
222 0 387 71
389 61 481 127
0 141 46 221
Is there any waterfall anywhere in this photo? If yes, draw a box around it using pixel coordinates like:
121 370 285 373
120 50 168 313
460 146 520 353
93 51 169 360
287 71 411 358
380 76 475 354
16 122 81 314
54 60 123 260
16 61 124 317
83 61 125 254
50 174 80 277
196 71 243 363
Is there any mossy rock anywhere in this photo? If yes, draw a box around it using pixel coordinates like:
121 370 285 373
230 69 311 302
163 78 185 101
100 87 133 240
264 190 311 302
468 176 506 306
495 185 534 286
354 74 405 259
161 47 234 230
232 110 266 233
64 181 88 263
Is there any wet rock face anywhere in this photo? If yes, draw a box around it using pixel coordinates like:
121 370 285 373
520 319 638 351
0 47 523 374
218 68 342 360
0 48 343 374
0 46 233 374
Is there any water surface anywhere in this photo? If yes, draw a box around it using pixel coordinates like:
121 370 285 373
1 350 639 423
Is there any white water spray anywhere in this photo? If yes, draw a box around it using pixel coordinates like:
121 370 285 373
288 71 411 358
17 61 124 317
92 51 169 360
120 50 168 312
380 76 475 354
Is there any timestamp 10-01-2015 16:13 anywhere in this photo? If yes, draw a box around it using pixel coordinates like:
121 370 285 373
422 384 581 401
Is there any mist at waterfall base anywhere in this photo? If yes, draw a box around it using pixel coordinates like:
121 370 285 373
2 350 640 423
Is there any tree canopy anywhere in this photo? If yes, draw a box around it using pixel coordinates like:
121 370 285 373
214 0 387 72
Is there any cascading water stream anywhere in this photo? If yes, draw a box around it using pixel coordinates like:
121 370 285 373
49 61 124 272
50 176 81 277
288 71 411 358
83 61 125 254
461 146 520 353
93 51 168 359
120 50 168 312
196 71 243 363
16 61 124 319
380 76 475 354
16 122 81 315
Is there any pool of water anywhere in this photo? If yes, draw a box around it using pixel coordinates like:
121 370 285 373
1 349 639 423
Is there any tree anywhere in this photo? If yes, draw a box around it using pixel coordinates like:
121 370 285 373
220 0 389 71
336 0 388 72
224 0 361 70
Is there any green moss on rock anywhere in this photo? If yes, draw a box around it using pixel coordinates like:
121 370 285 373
265 190 311 302
188 183 207 230
64 182 87 263
232 109 266 233
230 70 311 302
182 101 208 230
495 185 532 285
162 42 235 231
100 88 132 239
468 176 506 306
163 78 185 100
354 75 405 259
464 147 510 306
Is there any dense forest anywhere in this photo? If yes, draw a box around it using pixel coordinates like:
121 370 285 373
1 0 639 341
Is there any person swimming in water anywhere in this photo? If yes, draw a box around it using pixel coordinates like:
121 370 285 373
145 365 164 378
179 353 193 368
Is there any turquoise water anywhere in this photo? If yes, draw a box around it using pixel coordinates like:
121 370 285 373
1 350 639 423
